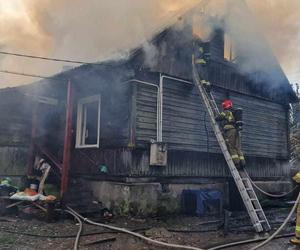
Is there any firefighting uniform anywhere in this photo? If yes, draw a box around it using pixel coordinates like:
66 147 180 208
291 172 300 245
217 109 245 167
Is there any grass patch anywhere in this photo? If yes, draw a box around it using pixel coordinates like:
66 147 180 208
0 232 17 248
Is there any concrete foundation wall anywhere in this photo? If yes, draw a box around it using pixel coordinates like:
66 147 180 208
88 180 228 216
86 179 295 215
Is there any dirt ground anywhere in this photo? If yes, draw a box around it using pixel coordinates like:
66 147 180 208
0 208 297 250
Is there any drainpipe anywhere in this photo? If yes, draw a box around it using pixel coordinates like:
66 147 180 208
126 79 160 142
159 74 192 142
159 74 163 142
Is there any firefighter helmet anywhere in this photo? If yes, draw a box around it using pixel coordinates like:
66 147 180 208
222 99 232 110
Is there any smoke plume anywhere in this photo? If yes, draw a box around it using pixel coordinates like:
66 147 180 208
0 0 299 87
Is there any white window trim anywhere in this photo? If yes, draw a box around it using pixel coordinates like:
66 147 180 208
75 95 101 149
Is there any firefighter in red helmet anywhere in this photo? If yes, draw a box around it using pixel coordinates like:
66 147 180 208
216 99 245 168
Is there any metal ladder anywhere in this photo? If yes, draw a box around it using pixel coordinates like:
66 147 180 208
192 58 271 232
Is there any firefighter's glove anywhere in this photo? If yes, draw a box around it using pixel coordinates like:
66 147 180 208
215 113 223 122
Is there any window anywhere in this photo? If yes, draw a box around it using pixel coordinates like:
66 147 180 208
224 33 236 62
76 95 101 148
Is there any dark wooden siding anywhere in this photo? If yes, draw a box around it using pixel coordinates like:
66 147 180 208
71 148 131 176
129 150 290 178
135 84 158 144
68 65 132 148
135 77 289 159
224 91 288 158
71 148 290 178
97 83 131 147
207 61 289 103
0 90 31 176
0 91 32 146
0 146 29 176
70 68 133 176
71 82 132 175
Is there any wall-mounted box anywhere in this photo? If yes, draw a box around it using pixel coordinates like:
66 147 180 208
150 142 167 166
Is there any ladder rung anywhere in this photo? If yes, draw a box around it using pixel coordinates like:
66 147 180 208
246 188 254 191
255 209 263 212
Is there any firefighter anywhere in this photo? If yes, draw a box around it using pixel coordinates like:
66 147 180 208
194 44 210 86
216 99 245 168
291 172 300 247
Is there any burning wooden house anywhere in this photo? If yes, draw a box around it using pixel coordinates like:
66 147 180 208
0 14 297 215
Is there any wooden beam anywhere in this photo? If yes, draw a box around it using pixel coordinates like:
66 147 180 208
61 80 74 197
37 145 62 173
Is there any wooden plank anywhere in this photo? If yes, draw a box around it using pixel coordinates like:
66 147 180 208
83 237 116 246
129 85 137 147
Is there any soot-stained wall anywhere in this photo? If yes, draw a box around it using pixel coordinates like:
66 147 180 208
135 76 288 159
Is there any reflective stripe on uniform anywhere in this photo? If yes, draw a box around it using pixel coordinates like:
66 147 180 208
224 111 234 123
239 156 245 160
296 225 300 232
195 59 206 64
224 125 235 130
231 154 239 159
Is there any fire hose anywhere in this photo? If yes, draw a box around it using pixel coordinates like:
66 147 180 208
63 173 299 250
244 169 298 198
66 206 205 250
207 190 300 250
207 233 294 250
249 190 300 250
64 209 83 250
65 200 300 250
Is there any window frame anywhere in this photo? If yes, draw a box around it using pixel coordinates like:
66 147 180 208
75 95 101 149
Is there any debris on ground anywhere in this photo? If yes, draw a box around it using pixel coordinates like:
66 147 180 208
0 207 296 250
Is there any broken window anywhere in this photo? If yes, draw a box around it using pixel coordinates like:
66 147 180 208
75 95 101 148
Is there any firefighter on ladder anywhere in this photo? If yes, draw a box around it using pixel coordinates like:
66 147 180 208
216 99 246 169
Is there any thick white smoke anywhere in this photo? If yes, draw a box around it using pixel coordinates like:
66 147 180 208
0 0 299 87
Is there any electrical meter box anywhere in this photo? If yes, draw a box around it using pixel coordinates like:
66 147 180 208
150 142 167 166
